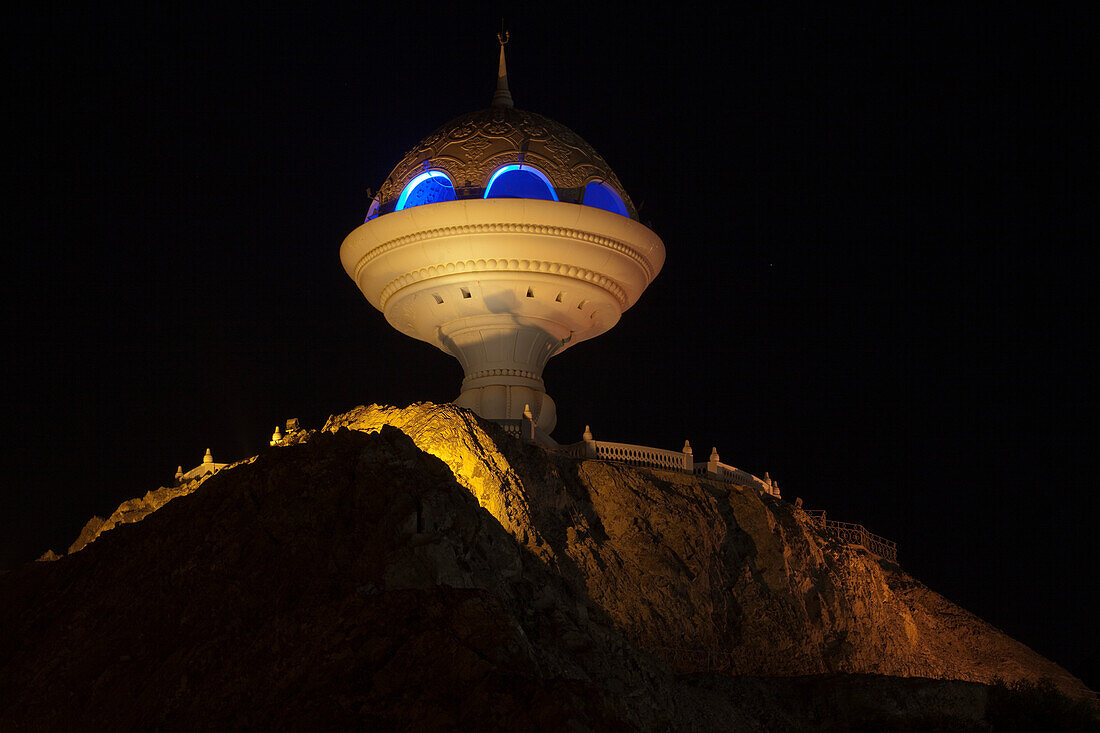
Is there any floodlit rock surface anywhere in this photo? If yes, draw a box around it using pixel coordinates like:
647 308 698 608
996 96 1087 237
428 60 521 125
1 403 1091 730
46 461 255 558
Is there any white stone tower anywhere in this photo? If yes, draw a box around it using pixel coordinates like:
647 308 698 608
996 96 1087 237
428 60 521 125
340 37 665 434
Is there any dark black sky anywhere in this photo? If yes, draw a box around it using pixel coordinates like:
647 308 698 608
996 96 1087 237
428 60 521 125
5 5 1095 686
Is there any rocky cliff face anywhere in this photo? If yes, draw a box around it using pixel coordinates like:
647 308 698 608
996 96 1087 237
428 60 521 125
53 457 255 557
2 403 1090 730
325 404 1083 692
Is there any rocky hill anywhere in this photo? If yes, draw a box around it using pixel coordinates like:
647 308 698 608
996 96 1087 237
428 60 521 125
1 403 1092 730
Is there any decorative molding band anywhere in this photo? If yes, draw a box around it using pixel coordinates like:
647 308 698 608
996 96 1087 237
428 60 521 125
352 222 655 284
461 368 543 384
378 258 629 310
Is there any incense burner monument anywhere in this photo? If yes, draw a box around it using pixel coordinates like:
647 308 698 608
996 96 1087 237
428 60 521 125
340 42 665 433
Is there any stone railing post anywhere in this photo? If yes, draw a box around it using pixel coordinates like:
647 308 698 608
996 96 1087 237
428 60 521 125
582 424 596 459
707 447 720 479
681 440 693 473
521 404 535 442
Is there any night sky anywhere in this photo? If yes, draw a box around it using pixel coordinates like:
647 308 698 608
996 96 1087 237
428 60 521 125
5 5 1095 686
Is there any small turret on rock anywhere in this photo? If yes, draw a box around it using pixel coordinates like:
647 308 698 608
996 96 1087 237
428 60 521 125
177 449 228 485
272 418 313 446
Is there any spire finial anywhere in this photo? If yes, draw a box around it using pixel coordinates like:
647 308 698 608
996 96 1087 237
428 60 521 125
492 29 514 108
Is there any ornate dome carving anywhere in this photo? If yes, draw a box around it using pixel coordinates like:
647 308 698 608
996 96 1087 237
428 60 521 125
375 106 637 219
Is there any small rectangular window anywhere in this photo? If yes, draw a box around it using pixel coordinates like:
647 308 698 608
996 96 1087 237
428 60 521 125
526 287 534 298
577 299 588 310
432 293 443 304
460 287 471 299
555 292 564 303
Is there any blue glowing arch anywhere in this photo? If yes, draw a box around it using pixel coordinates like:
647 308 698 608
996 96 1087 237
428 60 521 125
365 195 381 221
484 164 558 201
582 181 629 217
396 170 457 211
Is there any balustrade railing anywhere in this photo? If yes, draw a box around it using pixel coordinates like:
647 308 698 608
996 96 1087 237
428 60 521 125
587 440 693 471
490 415 557 448
695 461 780 497
515 424 897 562
563 433 781 497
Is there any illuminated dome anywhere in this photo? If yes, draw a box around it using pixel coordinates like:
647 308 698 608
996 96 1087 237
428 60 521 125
342 38 664 435
370 107 636 220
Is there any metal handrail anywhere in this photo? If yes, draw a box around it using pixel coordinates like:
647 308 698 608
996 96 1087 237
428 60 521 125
804 510 898 563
